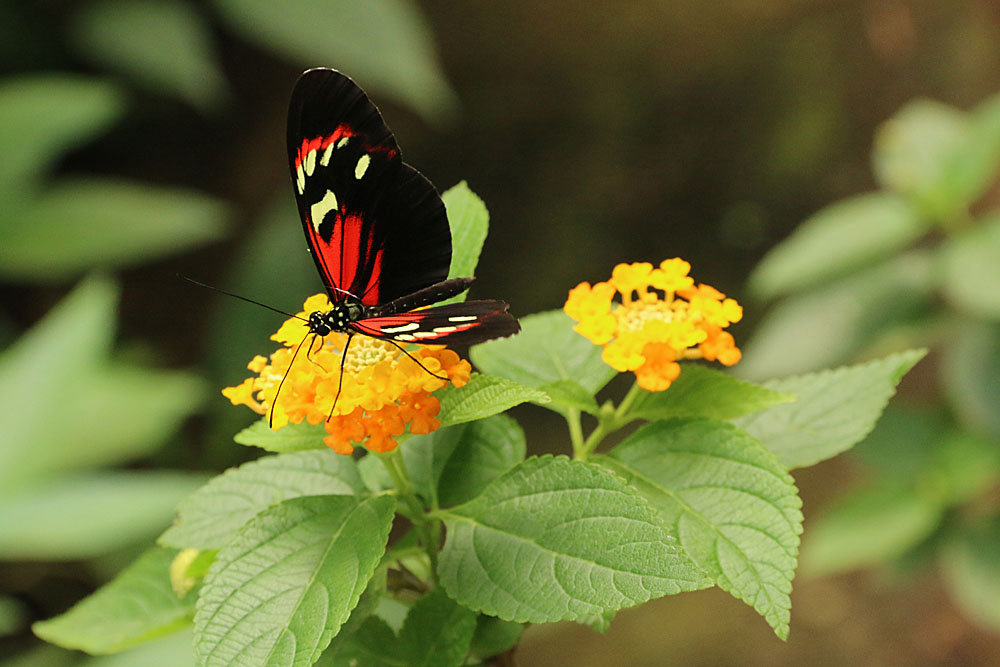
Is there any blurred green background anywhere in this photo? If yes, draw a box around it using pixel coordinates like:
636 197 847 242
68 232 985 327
3 0 1000 665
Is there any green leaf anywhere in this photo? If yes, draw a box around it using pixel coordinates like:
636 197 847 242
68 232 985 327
437 456 709 624
33 548 193 654
396 589 477 667
873 99 969 218
737 252 934 379
210 0 456 121
436 415 527 508
316 615 399 666
442 182 489 303
734 349 926 469
629 365 795 422
798 483 943 578
0 277 206 491
400 415 525 509
600 419 802 640
0 595 26 637
940 212 1000 320
0 471 207 560
0 177 229 281
468 615 522 662
0 74 125 195
194 495 394 667
70 0 228 112
537 380 600 415
942 321 1000 438
233 419 328 453
470 309 616 401
748 193 927 300
159 450 367 550
941 92 1000 211
81 629 196 667
941 518 1000 633
437 373 549 426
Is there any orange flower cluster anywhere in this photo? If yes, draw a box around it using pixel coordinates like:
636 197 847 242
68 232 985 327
223 294 471 455
564 259 742 391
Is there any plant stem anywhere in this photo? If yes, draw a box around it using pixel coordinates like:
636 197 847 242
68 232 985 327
579 380 642 459
378 449 439 582
566 407 585 459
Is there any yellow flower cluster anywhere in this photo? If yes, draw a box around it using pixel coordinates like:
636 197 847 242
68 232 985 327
564 259 742 391
223 294 471 455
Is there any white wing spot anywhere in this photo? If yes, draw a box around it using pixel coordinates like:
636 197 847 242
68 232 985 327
296 164 306 194
319 143 334 167
354 154 371 180
433 326 458 333
380 322 420 333
310 190 339 233
304 149 317 177
412 331 441 339
448 315 478 323
394 333 416 342
337 137 350 149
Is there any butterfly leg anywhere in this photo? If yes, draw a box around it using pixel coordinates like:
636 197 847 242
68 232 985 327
328 333 354 420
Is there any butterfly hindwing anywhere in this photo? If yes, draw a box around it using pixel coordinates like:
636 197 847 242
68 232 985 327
287 68 451 306
350 300 520 346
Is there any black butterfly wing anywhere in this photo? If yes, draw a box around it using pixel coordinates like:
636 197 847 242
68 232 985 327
287 68 451 306
350 300 520 346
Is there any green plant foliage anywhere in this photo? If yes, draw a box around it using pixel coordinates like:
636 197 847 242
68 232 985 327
941 519 1000 633
734 349 927 469
70 0 228 111
629 364 795 422
0 74 125 196
437 456 711 624
600 419 803 639
159 451 368 550
470 309 617 401
749 193 927 300
210 0 456 121
193 495 394 667
389 416 526 509
233 420 328 453
0 277 204 490
940 212 1000 319
436 373 550 425
442 181 489 301
0 177 229 281
942 322 1000 438
737 252 934 379
798 483 943 578
873 99 971 219
33 548 194 654
0 473 206 560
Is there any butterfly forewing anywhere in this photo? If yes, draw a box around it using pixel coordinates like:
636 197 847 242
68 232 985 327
287 68 450 305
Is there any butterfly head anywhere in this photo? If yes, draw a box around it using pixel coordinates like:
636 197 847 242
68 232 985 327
308 302 364 337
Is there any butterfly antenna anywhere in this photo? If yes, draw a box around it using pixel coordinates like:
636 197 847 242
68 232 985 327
327 334 353 420
269 332 314 427
177 274 308 322
382 338 449 381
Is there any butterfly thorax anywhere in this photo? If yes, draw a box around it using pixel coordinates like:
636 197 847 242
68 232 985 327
309 301 365 336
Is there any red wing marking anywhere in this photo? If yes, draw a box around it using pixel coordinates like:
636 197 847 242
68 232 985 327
294 124 355 170
305 211 383 305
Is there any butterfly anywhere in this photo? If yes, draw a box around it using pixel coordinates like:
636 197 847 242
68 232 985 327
286 68 520 377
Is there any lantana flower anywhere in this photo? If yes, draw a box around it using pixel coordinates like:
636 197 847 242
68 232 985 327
223 294 471 455
564 258 742 391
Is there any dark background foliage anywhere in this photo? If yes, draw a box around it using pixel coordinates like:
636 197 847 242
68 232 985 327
3 1 1000 665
